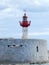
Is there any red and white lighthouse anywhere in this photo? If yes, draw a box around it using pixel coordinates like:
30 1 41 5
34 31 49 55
19 12 31 39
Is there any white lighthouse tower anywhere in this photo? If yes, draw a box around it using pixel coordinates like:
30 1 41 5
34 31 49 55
19 11 31 39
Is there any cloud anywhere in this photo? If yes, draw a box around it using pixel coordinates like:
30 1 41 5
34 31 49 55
0 0 9 10
29 32 49 36
0 0 23 19
0 0 49 20
0 4 8 10
0 0 49 12
43 28 49 31
18 0 49 12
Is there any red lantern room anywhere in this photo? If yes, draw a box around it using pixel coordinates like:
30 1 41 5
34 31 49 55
20 12 31 27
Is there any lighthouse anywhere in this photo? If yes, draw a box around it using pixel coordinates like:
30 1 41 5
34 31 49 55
19 12 31 39
0 12 48 65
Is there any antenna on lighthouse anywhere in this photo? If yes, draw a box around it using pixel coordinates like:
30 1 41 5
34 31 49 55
19 11 31 39
24 10 26 15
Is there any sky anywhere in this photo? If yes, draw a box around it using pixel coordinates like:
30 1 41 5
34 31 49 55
0 0 49 49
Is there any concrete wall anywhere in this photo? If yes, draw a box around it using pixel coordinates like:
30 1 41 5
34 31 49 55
48 50 49 60
0 39 48 64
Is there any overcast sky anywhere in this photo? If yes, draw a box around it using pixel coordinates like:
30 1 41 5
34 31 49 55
0 0 49 49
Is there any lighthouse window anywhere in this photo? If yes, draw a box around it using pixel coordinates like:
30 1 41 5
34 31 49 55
8 44 23 48
36 46 38 52
23 18 27 21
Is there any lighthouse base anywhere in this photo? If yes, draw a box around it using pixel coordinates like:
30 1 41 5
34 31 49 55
0 39 48 64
